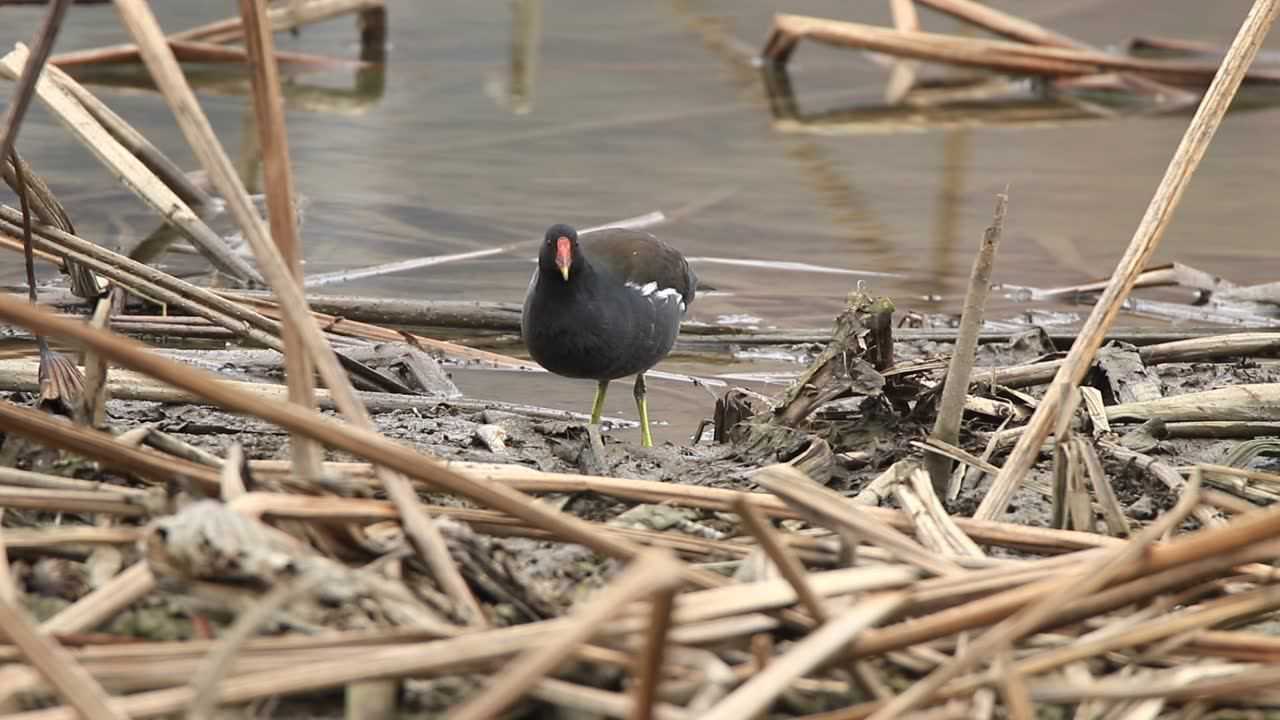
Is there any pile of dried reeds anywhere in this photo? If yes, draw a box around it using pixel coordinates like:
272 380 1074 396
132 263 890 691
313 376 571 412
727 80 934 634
0 0 1278 718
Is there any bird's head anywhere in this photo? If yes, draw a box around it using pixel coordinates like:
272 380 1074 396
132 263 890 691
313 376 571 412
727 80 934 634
540 223 579 282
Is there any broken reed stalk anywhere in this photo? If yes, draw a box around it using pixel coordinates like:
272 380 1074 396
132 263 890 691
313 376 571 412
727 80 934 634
237 295 537 370
187 572 326 720
974 0 1280 521
11 156 73 407
630 585 678 720
911 0 1078 48
699 593 907 720
884 0 920 103
237 0 324 489
16 542 1280 720
0 458 151 499
755 465 965 578
925 190 1006 494
111 0 486 625
79 293 117 426
450 549 684 720
0 400 220 489
733 495 829 621
248 458 1121 555
13 524 1280 720
0 604 125 720
868 474 1202 718
49 69 210 209
0 358 627 428
0 512 14 607
900 468 985 558
40 563 154 636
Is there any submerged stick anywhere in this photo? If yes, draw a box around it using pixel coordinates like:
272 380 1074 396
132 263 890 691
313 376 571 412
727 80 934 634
300 210 666 288
975 0 1280 520
926 190 1006 494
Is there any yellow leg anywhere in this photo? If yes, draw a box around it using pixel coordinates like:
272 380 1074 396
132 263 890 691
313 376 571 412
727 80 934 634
633 374 653 448
590 379 609 426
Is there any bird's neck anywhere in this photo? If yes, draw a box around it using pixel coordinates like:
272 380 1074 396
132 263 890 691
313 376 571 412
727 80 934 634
539 257 602 298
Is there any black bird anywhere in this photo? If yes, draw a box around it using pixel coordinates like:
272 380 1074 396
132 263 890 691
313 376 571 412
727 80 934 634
521 223 696 446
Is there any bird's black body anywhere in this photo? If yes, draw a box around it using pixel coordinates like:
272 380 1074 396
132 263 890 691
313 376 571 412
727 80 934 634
521 225 696 382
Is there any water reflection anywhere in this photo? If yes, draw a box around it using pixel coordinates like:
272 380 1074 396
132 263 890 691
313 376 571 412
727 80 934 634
64 60 385 116
488 0 541 115
762 63 1102 135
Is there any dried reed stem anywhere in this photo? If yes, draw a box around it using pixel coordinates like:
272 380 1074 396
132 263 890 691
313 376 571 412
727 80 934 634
0 603 125 720
699 593 907 720
755 465 965 577
629 584 678 720
926 191 1006 493
976 0 1280 520
734 495 829 621
236 0 325 497
0 0 72 164
868 475 1201 717
112 0 485 625
450 550 684 720
0 47 259 283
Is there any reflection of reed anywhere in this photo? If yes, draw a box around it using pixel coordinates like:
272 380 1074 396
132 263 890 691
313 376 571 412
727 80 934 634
508 0 542 114
486 0 542 114
60 67 385 115
358 5 387 63
927 128 970 299
763 64 1099 135
667 2 900 274
238 101 262 195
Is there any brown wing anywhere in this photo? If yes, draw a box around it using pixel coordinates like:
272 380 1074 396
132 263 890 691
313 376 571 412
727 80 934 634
580 228 697 306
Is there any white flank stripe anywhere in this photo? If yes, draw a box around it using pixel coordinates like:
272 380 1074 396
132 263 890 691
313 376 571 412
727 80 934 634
625 281 687 310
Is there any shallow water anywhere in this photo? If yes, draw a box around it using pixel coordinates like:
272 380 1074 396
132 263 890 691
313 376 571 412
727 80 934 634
4 1 1280 442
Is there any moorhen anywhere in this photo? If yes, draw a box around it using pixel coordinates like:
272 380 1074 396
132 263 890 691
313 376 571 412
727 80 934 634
522 223 696 447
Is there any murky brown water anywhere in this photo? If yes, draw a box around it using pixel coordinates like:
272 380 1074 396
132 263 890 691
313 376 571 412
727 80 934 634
4 1 1279 442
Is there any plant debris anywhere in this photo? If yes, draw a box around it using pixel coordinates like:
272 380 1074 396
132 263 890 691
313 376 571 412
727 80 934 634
0 0 1279 718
